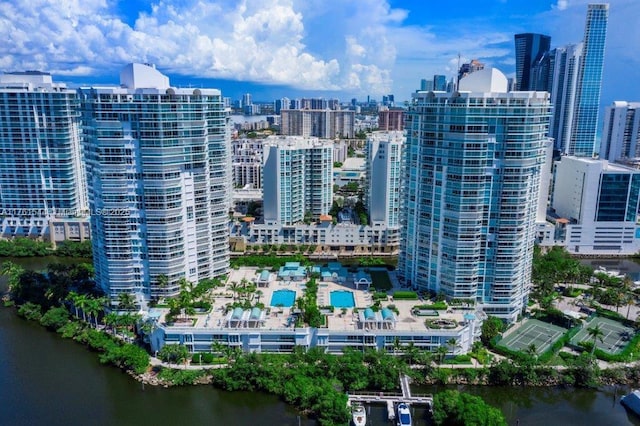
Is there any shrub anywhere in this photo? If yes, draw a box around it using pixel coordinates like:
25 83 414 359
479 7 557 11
40 306 70 330
158 368 206 385
17 302 43 321
392 291 418 300
414 301 448 310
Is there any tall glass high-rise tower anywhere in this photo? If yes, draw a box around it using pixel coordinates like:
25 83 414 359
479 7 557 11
514 33 551 91
80 64 230 304
0 72 87 236
399 68 551 321
568 3 609 157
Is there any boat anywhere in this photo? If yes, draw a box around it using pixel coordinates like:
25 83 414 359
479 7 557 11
396 402 412 426
621 389 640 417
351 402 367 426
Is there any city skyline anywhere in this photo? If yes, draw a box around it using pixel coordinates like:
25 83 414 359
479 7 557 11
1 1 638 104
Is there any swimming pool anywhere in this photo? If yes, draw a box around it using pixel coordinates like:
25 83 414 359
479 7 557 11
330 290 355 308
270 290 296 307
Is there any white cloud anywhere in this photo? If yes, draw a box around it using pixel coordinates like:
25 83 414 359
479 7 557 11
1 0 638 101
0 0 403 94
554 1 569 11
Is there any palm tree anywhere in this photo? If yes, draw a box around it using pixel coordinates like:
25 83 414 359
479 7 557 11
85 296 104 328
104 312 120 335
211 341 225 358
75 293 90 323
117 293 136 312
436 345 448 364
66 291 81 319
403 342 420 366
255 290 263 304
586 324 605 356
155 274 169 297
228 281 240 301
446 338 459 356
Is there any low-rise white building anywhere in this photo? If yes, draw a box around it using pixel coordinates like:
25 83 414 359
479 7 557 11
230 219 400 255
540 156 640 255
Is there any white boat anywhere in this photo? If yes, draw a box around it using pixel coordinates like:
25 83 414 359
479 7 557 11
621 389 640 417
397 403 412 426
351 402 367 426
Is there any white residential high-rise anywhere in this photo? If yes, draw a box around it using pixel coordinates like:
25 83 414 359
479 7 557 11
365 131 403 228
262 136 333 226
0 71 87 237
600 101 640 161
399 68 551 322
80 63 230 304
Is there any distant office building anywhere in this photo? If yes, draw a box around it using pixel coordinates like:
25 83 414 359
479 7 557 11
262 136 333 225
400 68 551 322
382 94 395 106
457 59 484 86
365 131 403 228
433 75 447 91
531 49 556 93
280 109 355 139
242 93 252 108
0 71 87 237
378 108 404 131
514 33 551 91
232 138 264 189
300 98 333 110
546 156 640 255
568 3 609 156
420 79 430 91
80 63 230 304
275 98 290 114
600 101 640 162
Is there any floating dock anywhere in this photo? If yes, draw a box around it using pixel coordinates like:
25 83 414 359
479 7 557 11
346 375 433 411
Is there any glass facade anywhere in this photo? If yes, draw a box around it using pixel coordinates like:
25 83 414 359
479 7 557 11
514 33 551 91
595 173 640 222
569 3 609 157
399 89 551 322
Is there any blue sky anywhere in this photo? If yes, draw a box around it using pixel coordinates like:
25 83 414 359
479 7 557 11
1 0 638 104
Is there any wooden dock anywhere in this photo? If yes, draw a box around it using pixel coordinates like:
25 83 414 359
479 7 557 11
347 374 433 408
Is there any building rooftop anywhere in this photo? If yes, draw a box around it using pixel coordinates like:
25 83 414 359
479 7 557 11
152 267 476 334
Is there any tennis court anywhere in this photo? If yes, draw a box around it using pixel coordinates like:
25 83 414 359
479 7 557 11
571 317 634 355
498 319 567 355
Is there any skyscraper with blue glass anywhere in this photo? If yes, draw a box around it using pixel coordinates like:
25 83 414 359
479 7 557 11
568 3 609 157
514 33 551 91
399 68 551 322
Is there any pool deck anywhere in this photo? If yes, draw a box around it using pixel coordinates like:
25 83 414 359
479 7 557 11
157 267 474 333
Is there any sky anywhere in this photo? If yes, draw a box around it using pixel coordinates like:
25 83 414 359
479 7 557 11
1 0 639 103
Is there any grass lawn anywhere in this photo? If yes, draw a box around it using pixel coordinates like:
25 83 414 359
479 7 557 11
369 270 392 291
